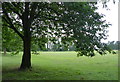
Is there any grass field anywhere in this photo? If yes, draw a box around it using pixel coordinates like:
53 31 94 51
2 51 118 80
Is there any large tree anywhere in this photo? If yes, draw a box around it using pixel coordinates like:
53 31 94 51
2 2 112 70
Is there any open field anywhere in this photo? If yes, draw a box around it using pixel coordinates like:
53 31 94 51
2 51 118 80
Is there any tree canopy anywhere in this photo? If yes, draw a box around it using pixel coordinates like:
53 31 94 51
2 2 113 69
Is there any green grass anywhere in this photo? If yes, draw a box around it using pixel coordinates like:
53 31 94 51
2 51 118 80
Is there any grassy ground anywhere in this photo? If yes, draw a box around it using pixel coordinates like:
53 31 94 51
2 51 118 80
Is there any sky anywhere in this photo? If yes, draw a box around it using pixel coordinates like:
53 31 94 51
96 1 118 43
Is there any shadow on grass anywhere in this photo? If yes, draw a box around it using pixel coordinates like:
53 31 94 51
2 68 19 73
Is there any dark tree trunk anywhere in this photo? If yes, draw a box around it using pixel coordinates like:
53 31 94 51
20 34 31 70
20 2 31 70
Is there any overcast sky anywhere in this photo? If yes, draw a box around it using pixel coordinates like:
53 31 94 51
96 1 118 43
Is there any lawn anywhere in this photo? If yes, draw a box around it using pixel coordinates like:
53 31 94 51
2 51 118 80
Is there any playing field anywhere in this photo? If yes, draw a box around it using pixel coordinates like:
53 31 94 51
2 51 118 80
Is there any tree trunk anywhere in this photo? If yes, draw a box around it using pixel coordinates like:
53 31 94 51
4 48 6 56
19 24 31 69
20 3 31 70
20 35 31 70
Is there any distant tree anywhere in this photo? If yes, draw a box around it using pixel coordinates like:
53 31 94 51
116 41 120 50
107 41 120 50
2 2 112 70
107 41 115 50
31 41 39 54
69 44 76 51
2 25 23 55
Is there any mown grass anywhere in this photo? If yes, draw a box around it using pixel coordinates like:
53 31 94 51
2 51 118 80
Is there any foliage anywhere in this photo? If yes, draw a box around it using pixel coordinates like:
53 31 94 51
2 2 112 57
50 42 76 51
2 26 23 52
107 41 120 50
10 50 19 56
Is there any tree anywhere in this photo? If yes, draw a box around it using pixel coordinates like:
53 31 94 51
107 41 120 50
2 26 23 55
116 41 120 50
2 2 112 70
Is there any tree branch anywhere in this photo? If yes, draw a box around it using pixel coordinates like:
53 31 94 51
6 3 23 19
29 3 38 24
2 6 24 40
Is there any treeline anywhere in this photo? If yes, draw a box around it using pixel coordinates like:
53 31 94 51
45 41 120 51
107 41 120 50
46 43 76 51
3 40 120 53
2 27 119 55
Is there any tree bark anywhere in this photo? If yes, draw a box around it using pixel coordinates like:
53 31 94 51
20 33 31 69
20 2 31 70
20 18 31 69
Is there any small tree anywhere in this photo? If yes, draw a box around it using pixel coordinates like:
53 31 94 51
2 27 23 55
